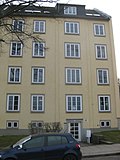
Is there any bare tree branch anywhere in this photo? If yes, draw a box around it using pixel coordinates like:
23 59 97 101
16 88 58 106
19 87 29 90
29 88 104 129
0 0 59 44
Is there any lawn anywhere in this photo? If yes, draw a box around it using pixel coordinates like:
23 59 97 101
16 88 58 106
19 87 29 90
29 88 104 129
0 130 120 149
0 135 27 149
94 130 120 143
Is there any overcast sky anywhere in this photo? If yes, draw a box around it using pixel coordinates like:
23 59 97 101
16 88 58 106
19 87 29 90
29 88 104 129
58 0 120 78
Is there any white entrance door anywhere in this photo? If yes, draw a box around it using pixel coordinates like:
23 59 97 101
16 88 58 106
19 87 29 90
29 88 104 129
68 122 81 141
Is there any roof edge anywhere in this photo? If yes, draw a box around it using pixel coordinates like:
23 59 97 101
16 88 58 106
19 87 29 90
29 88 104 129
94 8 111 19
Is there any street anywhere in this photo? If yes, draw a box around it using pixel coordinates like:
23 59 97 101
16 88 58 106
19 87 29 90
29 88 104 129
83 155 120 160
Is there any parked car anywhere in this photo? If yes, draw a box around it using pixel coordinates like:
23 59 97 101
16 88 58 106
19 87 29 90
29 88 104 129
0 133 82 160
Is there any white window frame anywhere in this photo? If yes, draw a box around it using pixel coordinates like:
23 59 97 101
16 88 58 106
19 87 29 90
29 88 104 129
94 24 105 36
66 95 82 112
32 67 44 84
6 121 19 129
98 95 110 112
34 21 45 33
33 42 45 57
8 67 21 83
65 43 80 58
31 95 44 112
10 41 23 56
66 68 81 84
7 94 20 112
97 69 109 84
64 6 77 15
100 120 111 128
12 20 24 32
65 22 79 34
95 44 107 59
31 121 43 128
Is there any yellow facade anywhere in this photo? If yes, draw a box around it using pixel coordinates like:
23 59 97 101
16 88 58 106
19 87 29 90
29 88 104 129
0 3 119 140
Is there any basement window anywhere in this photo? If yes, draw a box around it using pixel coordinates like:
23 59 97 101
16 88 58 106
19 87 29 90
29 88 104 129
100 121 111 128
6 121 19 129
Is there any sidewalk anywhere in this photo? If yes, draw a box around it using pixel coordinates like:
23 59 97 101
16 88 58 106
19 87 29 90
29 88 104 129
81 143 120 158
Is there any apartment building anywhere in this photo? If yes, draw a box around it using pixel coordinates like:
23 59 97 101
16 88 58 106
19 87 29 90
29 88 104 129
0 3 120 141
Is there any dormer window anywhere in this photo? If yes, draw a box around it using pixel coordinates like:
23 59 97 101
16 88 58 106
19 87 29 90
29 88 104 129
64 6 77 15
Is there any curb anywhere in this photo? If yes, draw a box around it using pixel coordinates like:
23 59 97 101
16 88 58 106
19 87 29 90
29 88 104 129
82 151 120 158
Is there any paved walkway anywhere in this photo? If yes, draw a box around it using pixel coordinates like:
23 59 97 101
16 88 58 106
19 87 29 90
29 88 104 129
81 143 120 158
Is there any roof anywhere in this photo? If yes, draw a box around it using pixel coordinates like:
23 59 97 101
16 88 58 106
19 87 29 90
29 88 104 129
0 3 111 20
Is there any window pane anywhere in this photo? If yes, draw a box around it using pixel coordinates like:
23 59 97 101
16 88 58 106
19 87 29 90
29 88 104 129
33 96 37 110
105 97 109 110
98 70 102 83
14 96 18 110
72 97 76 110
74 23 78 33
17 43 21 55
77 97 81 110
39 69 43 82
66 23 69 32
15 69 20 82
72 70 75 82
8 96 13 110
76 70 80 82
40 22 44 32
33 69 38 82
67 44 70 56
103 70 107 83
70 23 74 33
71 45 74 56
101 46 105 58
38 96 42 110
68 97 71 110
97 46 101 57
95 25 99 35
35 21 39 32
75 44 79 56
10 68 14 81
34 43 39 55
100 97 104 110
12 43 16 55
100 25 104 35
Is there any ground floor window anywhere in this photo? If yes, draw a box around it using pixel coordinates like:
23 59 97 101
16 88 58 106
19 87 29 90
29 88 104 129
100 120 111 128
6 120 19 129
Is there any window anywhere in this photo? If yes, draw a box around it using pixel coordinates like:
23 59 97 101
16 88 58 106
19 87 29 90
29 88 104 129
65 22 79 34
96 45 107 59
94 24 105 36
10 42 23 56
31 95 44 112
24 136 44 149
7 94 20 112
66 95 82 112
8 67 21 83
97 69 109 84
34 21 45 33
66 68 81 84
6 121 19 129
31 121 43 128
33 42 45 57
65 43 80 58
32 67 44 83
47 136 68 146
100 121 111 128
64 6 77 15
12 20 24 32
98 96 110 112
